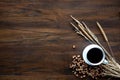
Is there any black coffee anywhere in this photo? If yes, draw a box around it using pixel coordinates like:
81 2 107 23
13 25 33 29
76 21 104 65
87 48 103 63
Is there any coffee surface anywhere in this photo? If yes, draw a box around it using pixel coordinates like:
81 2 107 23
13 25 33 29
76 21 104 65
87 48 103 63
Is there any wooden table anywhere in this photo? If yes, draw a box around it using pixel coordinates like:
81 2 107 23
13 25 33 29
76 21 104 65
0 0 120 80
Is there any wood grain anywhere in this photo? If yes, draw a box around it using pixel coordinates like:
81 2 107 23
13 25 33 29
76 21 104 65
0 0 120 80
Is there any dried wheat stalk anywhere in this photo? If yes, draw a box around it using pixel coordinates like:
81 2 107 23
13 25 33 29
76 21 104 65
96 22 115 59
70 15 120 78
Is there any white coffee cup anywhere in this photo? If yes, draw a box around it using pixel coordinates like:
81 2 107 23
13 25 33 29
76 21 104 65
82 44 108 66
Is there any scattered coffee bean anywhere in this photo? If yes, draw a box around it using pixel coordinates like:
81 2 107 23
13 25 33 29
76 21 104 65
72 45 76 49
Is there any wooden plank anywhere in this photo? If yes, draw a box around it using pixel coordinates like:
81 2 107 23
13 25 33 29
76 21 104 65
0 0 120 80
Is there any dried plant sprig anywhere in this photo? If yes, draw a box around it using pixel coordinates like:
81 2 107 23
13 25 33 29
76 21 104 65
70 15 96 43
70 16 111 58
70 16 120 78
96 22 114 58
70 22 89 40
82 21 99 43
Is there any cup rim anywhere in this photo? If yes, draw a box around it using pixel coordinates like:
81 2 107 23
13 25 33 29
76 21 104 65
82 44 105 66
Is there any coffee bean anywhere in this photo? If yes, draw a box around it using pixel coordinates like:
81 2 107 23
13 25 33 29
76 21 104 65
70 55 104 79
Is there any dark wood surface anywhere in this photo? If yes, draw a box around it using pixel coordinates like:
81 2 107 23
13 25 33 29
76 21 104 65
0 0 120 80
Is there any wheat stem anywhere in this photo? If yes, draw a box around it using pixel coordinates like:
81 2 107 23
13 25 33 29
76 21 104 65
96 22 114 58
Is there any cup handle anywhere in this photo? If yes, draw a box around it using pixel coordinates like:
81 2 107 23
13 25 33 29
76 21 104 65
103 59 108 64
